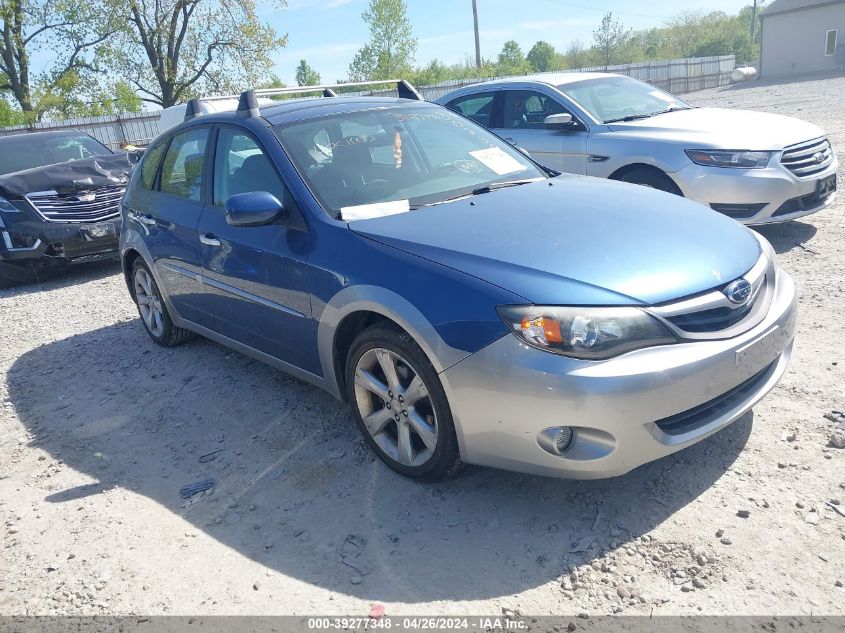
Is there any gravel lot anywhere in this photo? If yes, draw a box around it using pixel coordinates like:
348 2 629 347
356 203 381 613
1 73 844 618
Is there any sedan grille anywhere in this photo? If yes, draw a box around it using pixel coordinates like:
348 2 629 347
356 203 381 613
780 137 834 178
26 186 125 223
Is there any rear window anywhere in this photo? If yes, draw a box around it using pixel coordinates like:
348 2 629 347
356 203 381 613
0 134 113 175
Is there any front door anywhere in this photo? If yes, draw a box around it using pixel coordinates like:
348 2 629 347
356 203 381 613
494 89 589 174
197 126 319 374
125 126 213 326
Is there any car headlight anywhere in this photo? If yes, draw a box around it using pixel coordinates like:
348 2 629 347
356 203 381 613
0 196 20 213
497 306 676 360
685 149 773 169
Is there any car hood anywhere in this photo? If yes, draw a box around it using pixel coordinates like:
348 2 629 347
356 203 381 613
0 153 131 199
608 107 825 149
349 176 761 306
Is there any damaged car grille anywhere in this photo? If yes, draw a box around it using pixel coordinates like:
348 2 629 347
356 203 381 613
25 186 125 223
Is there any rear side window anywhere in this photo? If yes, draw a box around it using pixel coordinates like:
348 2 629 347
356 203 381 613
160 127 209 201
446 93 495 127
138 136 168 190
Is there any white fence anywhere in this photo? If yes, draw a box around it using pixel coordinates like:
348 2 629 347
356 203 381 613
0 55 736 147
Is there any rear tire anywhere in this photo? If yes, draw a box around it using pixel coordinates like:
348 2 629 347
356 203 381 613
614 166 683 196
130 258 195 347
345 323 463 481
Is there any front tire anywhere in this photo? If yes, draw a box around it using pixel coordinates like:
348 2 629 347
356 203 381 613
131 259 194 347
345 323 462 481
614 166 683 196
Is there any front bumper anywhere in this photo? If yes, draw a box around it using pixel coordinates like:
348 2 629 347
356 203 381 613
673 156 838 225
440 267 797 479
0 209 120 265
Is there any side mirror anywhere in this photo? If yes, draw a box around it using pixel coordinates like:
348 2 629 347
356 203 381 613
224 191 286 227
543 113 574 128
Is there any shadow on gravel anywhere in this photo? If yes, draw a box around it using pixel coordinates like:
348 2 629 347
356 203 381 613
0 259 121 297
8 320 752 602
753 221 818 255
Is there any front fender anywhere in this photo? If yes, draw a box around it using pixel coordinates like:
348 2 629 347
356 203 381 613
317 285 481 400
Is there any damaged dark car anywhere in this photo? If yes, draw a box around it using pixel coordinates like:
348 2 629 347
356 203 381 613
0 129 134 286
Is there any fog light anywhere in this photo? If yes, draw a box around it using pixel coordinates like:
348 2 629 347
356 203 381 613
555 427 574 453
538 426 575 456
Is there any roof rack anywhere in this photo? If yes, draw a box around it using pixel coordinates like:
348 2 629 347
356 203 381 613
183 79 422 122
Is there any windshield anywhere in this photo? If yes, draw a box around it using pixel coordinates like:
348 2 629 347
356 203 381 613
559 76 691 124
273 106 545 219
0 133 113 175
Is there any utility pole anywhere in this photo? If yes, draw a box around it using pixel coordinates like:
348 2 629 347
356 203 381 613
472 0 481 69
750 0 758 44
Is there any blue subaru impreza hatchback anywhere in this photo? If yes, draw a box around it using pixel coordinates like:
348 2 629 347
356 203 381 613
120 83 796 481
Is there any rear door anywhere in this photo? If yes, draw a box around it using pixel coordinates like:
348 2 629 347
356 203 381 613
124 126 213 326
196 125 318 374
495 89 589 174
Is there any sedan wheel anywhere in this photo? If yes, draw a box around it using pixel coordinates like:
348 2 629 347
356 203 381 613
353 347 438 467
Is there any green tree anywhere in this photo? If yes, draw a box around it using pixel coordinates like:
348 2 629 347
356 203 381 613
526 41 557 72
295 59 321 86
0 0 118 117
0 96 25 125
34 74 142 119
563 40 590 69
348 0 417 81
593 12 631 67
496 40 531 75
110 0 288 107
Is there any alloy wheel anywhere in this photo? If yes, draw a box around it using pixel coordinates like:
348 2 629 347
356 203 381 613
353 347 438 467
134 267 164 337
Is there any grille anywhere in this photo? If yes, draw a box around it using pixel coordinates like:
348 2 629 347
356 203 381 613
780 138 834 178
665 299 757 333
655 360 776 436
26 186 125 223
772 188 834 218
709 203 768 220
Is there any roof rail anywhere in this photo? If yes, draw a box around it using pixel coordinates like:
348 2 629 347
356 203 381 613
182 80 421 122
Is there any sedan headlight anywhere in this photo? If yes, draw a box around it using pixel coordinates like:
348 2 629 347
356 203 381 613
685 149 773 169
497 306 676 360
0 196 20 213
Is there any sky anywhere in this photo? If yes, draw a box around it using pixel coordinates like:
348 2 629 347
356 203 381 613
269 0 753 85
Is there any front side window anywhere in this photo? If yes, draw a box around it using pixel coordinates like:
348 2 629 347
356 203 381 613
213 128 286 207
274 106 545 218
502 90 569 130
826 29 838 56
559 76 691 124
446 93 496 127
159 127 209 201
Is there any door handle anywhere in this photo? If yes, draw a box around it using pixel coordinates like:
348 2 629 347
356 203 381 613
504 137 516 145
199 233 221 247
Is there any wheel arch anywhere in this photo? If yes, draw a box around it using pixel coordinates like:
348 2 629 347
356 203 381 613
608 163 684 195
317 286 473 402
121 247 143 299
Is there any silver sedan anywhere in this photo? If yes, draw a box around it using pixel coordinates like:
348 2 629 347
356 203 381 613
435 73 838 225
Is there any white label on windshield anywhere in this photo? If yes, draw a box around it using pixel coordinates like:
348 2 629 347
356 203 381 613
649 90 676 103
469 148 528 176
341 199 410 221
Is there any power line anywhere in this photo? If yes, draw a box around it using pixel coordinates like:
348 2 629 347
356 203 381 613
537 0 672 20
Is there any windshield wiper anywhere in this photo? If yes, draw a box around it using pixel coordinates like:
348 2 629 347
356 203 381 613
604 106 690 124
411 178 542 209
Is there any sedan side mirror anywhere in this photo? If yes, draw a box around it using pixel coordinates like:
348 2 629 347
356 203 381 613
543 113 574 128
224 191 286 227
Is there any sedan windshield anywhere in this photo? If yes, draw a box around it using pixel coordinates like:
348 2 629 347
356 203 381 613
558 76 691 124
0 134 113 175
273 106 545 219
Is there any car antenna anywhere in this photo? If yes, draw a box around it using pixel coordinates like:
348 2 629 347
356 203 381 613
183 98 204 121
